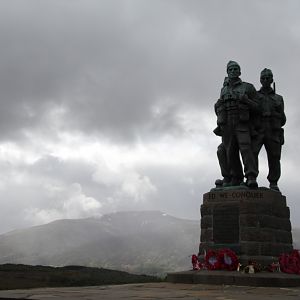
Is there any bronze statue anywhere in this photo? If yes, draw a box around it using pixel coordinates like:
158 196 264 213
215 61 258 188
252 68 286 191
214 77 243 187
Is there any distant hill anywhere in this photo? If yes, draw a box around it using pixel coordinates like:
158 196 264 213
0 211 200 276
0 264 160 290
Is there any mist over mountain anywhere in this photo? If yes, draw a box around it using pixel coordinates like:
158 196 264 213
0 211 199 276
1 210 299 276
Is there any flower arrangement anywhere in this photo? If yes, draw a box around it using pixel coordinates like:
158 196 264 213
192 248 238 271
191 249 300 275
217 248 239 271
279 250 300 274
243 260 263 273
205 249 220 270
191 254 201 270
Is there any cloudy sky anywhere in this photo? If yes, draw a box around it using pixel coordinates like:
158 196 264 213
0 0 299 233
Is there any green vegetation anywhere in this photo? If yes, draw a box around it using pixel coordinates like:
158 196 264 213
0 264 162 290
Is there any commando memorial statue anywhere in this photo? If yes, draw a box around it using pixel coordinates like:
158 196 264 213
167 61 300 285
253 68 286 192
214 62 286 191
214 61 259 188
199 61 292 267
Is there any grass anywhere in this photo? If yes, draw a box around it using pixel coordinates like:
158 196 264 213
0 264 162 290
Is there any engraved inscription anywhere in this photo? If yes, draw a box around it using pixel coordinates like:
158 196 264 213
206 191 264 202
231 191 263 199
213 205 239 243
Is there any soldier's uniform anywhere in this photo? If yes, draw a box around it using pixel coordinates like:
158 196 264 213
253 84 286 189
215 142 243 186
215 77 259 185
214 91 243 186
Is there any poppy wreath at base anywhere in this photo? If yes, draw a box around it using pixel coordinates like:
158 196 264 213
218 248 239 271
191 254 201 270
205 249 221 270
279 250 300 274
205 248 238 271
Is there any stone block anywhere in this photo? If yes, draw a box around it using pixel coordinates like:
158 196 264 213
239 201 272 215
274 230 293 244
167 270 300 287
200 215 212 229
260 243 293 256
200 188 293 259
240 214 259 227
212 203 239 243
239 214 291 231
272 206 290 218
200 228 213 242
240 228 275 242
240 242 261 256
200 204 213 217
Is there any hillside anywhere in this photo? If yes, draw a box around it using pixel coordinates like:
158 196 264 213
0 264 160 290
1 210 298 277
0 211 200 276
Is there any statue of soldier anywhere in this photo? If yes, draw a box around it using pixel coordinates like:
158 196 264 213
214 77 243 187
215 61 258 188
214 137 244 188
253 68 286 191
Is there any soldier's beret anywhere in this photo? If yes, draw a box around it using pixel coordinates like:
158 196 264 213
227 60 240 70
260 68 273 77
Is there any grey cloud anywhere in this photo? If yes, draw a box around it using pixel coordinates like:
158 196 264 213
0 1 299 232
0 0 299 142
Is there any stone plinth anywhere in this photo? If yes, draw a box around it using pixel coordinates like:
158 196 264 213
199 187 293 265
167 270 300 287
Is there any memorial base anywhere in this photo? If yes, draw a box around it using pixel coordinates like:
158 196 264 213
199 187 293 266
167 270 300 287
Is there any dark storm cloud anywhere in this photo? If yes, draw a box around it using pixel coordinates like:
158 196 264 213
0 0 300 231
0 0 299 142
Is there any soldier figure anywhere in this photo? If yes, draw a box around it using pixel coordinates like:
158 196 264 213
215 61 258 188
214 77 243 187
253 68 286 191
214 140 244 187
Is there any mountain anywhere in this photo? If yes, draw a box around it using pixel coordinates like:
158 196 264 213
0 211 200 276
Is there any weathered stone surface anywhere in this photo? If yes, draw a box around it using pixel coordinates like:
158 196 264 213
2 281 300 298
200 229 213 242
239 242 293 257
239 201 272 215
200 204 213 217
213 204 239 243
240 242 261 256
258 215 291 230
200 188 293 262
167 270 300 288
240 228 275 242
274 230 293 244
200 215 212 229
240 214 260 227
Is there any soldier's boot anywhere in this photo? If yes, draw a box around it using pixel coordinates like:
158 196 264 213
246 177 258 188
269 182 280 192
231 177 244 186
222 177 232 187
215 179 223 188
214 177 231 188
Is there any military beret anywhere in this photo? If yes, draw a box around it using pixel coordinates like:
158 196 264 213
227 60 240 70
260 68 273 77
